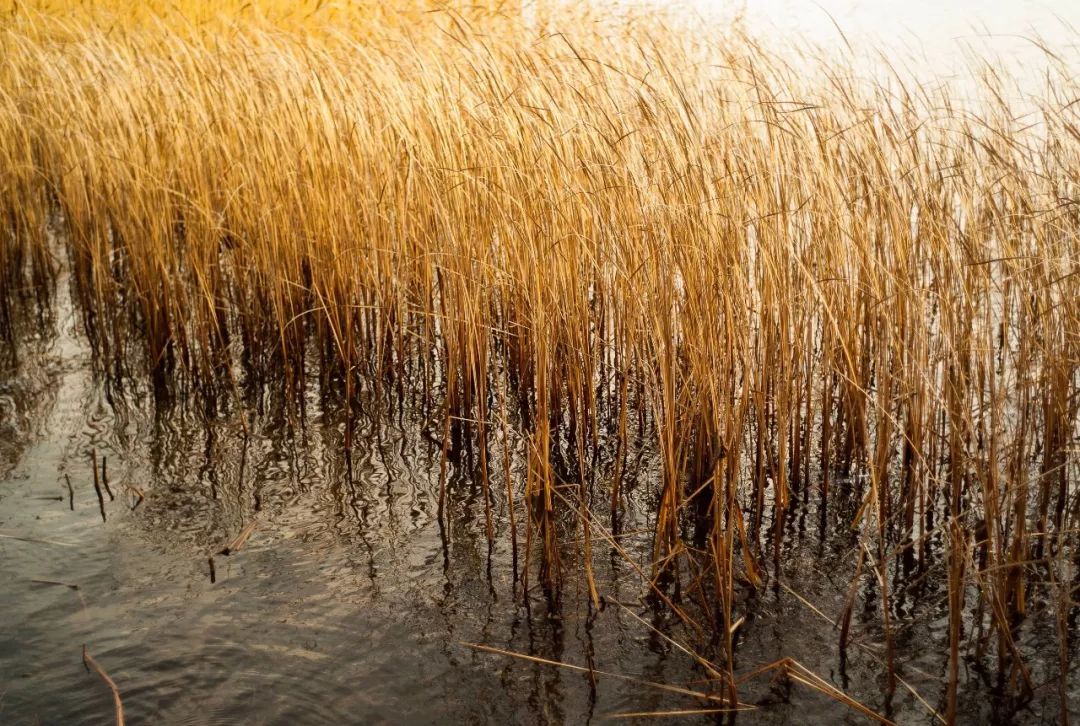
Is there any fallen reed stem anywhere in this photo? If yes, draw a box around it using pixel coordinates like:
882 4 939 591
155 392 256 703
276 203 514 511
0 532 76 547
462 642 744 707
219 520 258 556
82 645 125 726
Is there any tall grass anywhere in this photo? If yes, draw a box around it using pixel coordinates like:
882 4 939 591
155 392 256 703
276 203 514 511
1 0 1078 717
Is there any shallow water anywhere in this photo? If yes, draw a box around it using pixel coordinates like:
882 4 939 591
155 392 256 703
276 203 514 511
0 278 1076 723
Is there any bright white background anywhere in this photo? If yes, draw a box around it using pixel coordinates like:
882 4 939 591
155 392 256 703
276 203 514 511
689 0 1079 79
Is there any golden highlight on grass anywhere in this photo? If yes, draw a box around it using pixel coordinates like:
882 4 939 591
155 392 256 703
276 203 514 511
1 0 1078 718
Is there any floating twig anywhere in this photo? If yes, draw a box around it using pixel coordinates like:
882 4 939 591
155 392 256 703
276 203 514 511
611 600 726 681
219 520 258 555
462 642 749 707
734 657 894 725
31 578 87 608
82 645 125 726
608 707 755 719
0 532 76 547
65 473 74 510
30 578 79 590
208 554 216 583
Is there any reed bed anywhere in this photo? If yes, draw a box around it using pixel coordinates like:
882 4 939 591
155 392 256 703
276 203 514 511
2 0 1079 718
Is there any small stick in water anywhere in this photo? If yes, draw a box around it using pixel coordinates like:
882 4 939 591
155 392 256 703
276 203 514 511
65 473 74 510
82 645 125 726
0 532 76 547
31 578 79 590
208 555 216 583
101 454 114 501
91 454 107 523
32 578 87 609
219 520 258 556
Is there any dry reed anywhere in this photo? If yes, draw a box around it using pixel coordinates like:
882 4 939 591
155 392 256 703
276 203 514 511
2 0 1078 719
82 644 125 726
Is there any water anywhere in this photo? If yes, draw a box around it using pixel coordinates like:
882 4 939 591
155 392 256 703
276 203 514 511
0 275 705 723
1 269 1075 724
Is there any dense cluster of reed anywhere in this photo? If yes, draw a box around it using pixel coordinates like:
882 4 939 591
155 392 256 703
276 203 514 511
2 1 1078 719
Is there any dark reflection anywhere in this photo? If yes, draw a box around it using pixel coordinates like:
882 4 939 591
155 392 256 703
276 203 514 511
0 278 1078 725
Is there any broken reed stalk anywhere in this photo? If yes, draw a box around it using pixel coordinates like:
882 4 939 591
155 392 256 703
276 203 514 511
31 578 79 589
218 520 257 556
606 707 752 718
2 0 1078 715
0 532 76 547
468 641 891 724
462 641 748 708
82 645 125 726
33 578 87 608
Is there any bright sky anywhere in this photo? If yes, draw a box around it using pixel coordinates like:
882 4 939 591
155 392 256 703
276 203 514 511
689 0 1080 76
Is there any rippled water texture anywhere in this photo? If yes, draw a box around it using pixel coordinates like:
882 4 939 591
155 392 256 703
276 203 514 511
0 276 700 724
0 259 1075 723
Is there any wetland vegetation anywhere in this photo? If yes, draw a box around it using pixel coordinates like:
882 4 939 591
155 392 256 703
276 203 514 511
1 1 1079 722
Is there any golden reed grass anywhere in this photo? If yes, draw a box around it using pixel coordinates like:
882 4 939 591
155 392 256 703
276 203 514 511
1 0 1078 717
